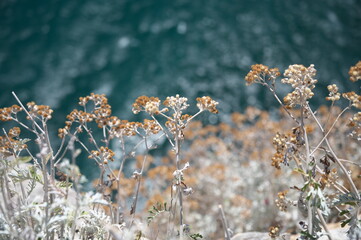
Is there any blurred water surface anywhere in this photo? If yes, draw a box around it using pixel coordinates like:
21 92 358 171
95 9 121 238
1 0 361 178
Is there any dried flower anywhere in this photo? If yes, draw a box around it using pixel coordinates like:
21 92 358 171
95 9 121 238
196 96 219 114
132 96 161 115
89 146 115 164
0 127 27 156
325 84 340 101
268 225 280 238
163 95 189 112
142 119 161 135
26 102 53 120
245 64 280 85
0 105 23 121
282 64 317 107
349 61 361 82
343 91 361 109
275 190 289 212
111 120 141 137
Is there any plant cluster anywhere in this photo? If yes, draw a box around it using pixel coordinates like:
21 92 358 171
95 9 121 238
0 61 360 240
244 61 361 240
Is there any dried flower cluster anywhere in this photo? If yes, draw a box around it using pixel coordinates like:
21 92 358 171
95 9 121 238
89 146 115 164
0 105 22 121
271 130 302 169
326 84 340 101
164 95 189 111
196 96 219 114
26 102 53 121
244 62 361 240
0 61 360 240
275 190 289 212
348 111 361 140
268 225 280 238
0 127 27 156
245 64 280 85
349 61 361 82
132 96 162 115
342 91 361 109
282 64 317 107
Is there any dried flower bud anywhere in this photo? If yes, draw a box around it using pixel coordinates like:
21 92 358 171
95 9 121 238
196 96 219 113
326 84 340 101
349 61 361 82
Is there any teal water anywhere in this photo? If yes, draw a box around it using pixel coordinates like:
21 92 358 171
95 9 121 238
1 0 361 179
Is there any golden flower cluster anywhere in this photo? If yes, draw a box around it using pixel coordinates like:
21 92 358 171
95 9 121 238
349 61 361 82
79 93 108 106
272 132 288 153
282 64 317 107
27 102 53 121
110 120 141 137
164 114 192 139
142 119 161 135
282 64 317 88
275 190 289 212
268 226 280 239
245 64 280 85
132 96 162 115
271 130 301 169
78 93 112 127
66 109 94 124
196 96 219 114
348 112 361 127
271 152 284 170
89 146 115 164
343 91 361 109
0 105 22 121
325 84 340 101
347 112 361 140
93 104 112 127
163 94 189 111
0 127 27 156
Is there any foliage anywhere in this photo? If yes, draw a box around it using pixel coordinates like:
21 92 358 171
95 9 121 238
0 61 360 239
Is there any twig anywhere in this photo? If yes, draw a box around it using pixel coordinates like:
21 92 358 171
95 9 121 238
12 91 45 134
218 205 231 240
316 209 333 240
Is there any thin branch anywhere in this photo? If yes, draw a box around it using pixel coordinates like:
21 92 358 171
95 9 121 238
12 91 45 134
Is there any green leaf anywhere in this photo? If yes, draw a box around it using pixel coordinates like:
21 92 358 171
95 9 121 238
339 210 349 216
57 181 72 188
341 219 351 228
189 233 203 239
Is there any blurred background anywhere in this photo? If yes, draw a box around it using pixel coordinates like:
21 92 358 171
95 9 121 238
1 0 361 178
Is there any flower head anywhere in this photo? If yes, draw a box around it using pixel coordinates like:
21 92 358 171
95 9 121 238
349 61 361 82
196 96 219 114
245 64 280 85
326 84 340 101
132 96 161 115
163 95 189 112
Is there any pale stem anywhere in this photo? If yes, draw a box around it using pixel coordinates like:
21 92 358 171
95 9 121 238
267 85 300 125
316 209 333 240
301 102 313 236
175 126 184 240
12 91 45 134
151 115 175 147
309 106 350 156
116 135 126 224
307 104 359 199
218 205 231 240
